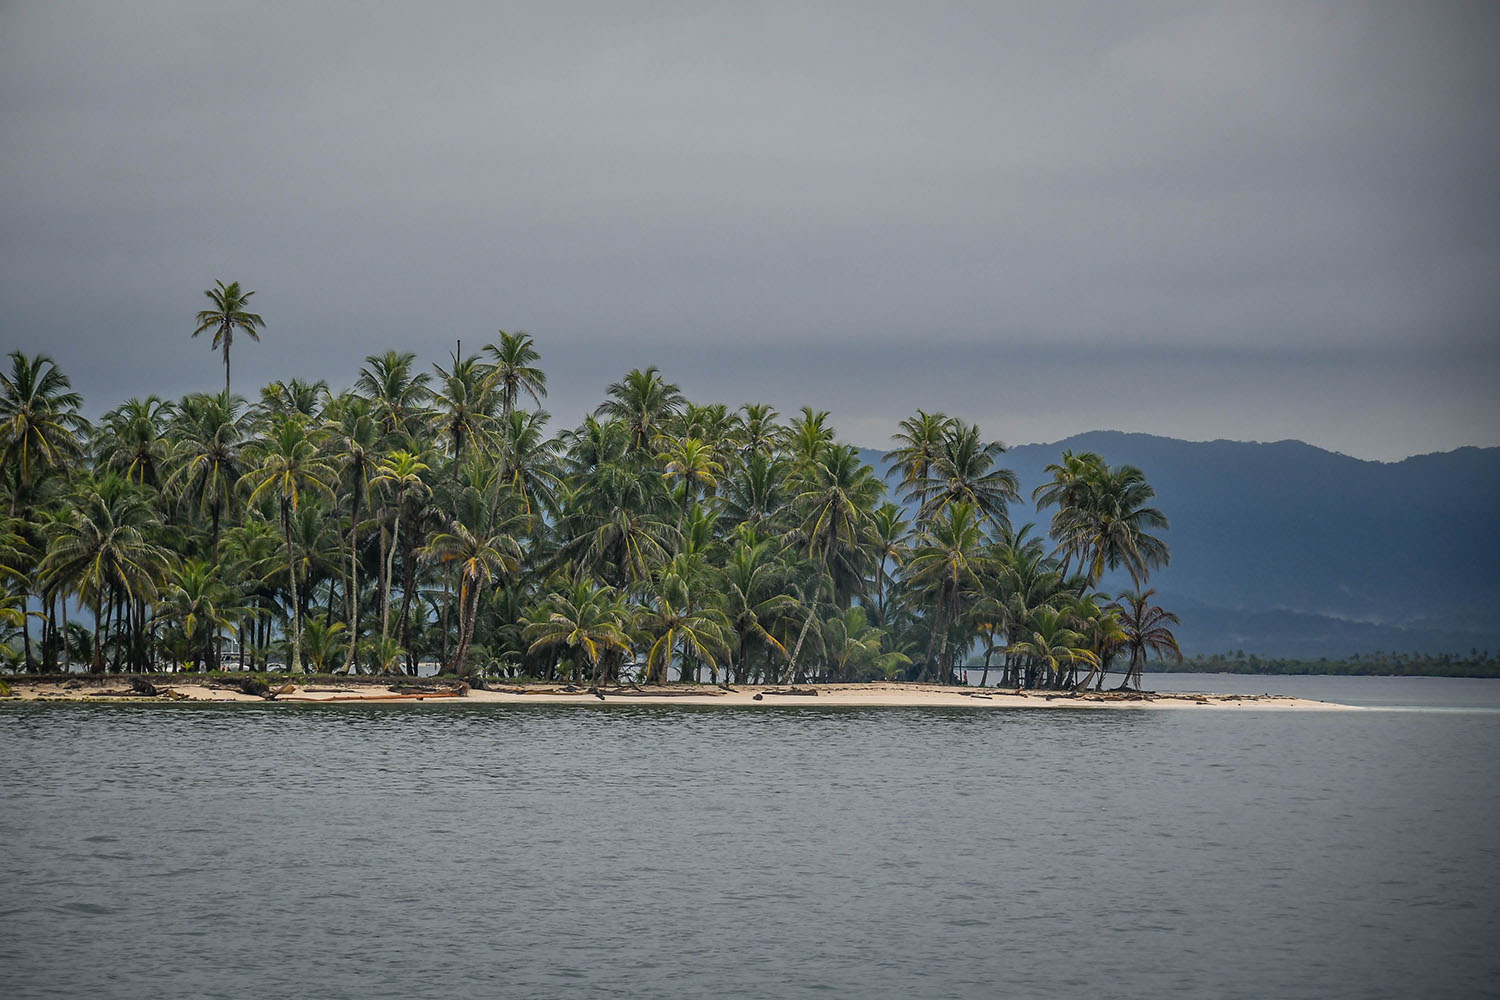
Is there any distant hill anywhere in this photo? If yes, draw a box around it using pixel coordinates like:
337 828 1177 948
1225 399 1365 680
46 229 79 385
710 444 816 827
858 433 1500 657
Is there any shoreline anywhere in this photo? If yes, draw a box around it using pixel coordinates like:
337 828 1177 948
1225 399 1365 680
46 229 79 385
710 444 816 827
1 676 1351 710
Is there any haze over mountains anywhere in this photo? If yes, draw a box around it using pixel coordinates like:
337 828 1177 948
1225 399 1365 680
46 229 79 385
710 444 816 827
863 432 1500 657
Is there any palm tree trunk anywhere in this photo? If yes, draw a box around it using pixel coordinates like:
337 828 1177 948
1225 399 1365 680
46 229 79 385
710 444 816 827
382 514 399 640
344 509 360 674
283 504 303 674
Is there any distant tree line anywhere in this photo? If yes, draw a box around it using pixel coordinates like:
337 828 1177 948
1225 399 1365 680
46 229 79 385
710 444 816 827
1 283 1180 687
1158 650 1500 678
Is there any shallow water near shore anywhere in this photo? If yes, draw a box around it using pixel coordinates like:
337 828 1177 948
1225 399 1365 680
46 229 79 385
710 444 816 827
3 677 1498 998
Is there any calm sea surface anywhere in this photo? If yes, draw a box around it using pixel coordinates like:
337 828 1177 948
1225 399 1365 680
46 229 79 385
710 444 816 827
3 675 1498 999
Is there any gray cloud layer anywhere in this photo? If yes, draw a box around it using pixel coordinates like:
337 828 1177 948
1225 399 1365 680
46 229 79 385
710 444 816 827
2 1 1497 459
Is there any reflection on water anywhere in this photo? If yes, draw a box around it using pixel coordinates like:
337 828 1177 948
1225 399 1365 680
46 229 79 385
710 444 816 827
1 696 1498 999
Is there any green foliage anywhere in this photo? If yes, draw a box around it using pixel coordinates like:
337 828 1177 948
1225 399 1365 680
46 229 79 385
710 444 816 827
0 342 1181 688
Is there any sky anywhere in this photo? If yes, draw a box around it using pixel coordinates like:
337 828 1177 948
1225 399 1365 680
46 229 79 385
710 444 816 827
2 1 1497 461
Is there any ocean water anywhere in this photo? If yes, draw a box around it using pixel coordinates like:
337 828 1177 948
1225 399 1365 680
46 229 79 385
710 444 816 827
2 678 1497 999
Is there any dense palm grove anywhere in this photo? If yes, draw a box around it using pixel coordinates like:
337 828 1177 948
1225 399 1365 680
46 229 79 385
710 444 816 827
1 297 1180 687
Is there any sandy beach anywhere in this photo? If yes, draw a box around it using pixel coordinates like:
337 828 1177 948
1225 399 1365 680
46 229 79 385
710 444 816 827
2 676 1350 710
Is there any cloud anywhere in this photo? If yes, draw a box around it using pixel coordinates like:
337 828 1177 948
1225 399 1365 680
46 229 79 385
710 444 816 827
1 1 1496 459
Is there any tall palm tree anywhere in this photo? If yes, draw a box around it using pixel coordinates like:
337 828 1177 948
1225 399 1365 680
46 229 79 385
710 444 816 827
192 280 265 397
735 402 782 458
324 396 381 673
868 502 911 622
0 351 86 506
494 409 562 522
1114 588 1182 690
240 416 335 673
484 330 548 421
371 450 431 641
431 351 498 471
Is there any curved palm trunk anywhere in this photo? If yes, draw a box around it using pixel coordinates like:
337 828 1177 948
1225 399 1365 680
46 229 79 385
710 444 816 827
783 581 821 685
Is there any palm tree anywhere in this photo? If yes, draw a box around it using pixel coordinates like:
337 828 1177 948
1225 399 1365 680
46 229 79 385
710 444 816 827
783 444 883 681
1008 606 1098 690
98 396 174 488
431 350 498 471
494 409 562 522
169 392 248 558
905 502 990 682
718 449 790 530
0 351 86 507
868 502 911 622
915 421 1018 533
1035 454 1169 588
40 476 173 672
424 507 522 679
721 538 794 684
885 409 954 513
735 402 782 457
324 396 381 673
1114 588 1183 690
240 416 335 673
192 280 265 397
371 450 431 641
258 378 328 421
484 330 547 421
525 580 633 686
642 594 728 684
662 436 722 532
355 350 432 442
595 367 684 456
154 558 243 672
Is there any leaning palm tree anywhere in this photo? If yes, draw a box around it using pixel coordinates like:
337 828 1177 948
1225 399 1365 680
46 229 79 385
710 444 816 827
192 280 265 397
1114 588 1183 690
240 416 335 673
484 330 548 421
905 501 991 682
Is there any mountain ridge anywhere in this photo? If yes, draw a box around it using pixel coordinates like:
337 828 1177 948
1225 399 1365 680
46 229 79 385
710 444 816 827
856 432 1500 656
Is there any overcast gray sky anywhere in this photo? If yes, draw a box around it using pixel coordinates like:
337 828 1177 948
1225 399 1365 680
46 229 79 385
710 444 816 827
3 1 1497 460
